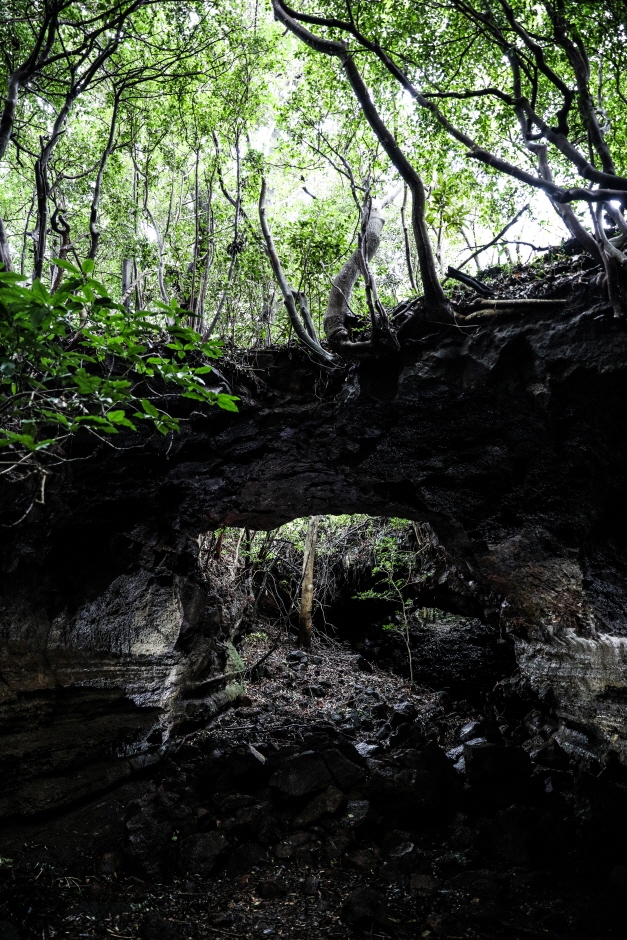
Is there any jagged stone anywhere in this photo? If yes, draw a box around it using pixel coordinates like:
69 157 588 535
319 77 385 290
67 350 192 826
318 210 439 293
274 831 313 859
269 752 331 796
481 805 560 867
464 742 531 799
390 701 417 725
124 793 177 878
226 842 267 876
409 873 439 897
293 785 345 826
322 748 367 790
180 831 229 876
343 799 370 828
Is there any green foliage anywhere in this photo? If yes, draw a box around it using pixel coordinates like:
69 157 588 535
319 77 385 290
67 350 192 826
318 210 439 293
2 0 622 371
353 519 427 685
245 631 269 643
0 262 237 466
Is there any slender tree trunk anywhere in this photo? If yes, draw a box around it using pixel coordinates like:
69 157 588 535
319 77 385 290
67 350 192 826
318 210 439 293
298 515 319 651
88 90 120 260
214 530 224 560
204 136 243 340
0 216 12 272
189 149 201 315
21 190 36 276
270 0 453 323
33 153 49 280
401 184 417 291
50 208 70 292
258 177 334 362
121 258 132 309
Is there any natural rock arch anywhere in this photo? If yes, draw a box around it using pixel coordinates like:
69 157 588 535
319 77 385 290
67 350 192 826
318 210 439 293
2 292 627 816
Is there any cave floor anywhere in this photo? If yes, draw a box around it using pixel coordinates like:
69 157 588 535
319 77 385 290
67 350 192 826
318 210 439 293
1 628 626 940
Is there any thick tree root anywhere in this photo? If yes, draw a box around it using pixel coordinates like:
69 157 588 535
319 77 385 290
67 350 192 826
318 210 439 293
460 298 569 321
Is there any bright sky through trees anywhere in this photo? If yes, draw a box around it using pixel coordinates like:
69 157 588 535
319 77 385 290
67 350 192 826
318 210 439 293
2 0 626 344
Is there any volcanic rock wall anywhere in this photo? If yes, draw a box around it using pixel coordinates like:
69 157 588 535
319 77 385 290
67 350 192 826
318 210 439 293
2 283 627 815
0 525 245 816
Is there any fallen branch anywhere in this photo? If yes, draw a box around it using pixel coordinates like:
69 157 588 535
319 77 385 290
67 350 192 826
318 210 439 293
461 297 569 320
446 265 494 297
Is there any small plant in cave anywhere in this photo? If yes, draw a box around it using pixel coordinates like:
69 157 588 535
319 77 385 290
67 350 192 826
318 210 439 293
381 605 415 686
354 522 429 685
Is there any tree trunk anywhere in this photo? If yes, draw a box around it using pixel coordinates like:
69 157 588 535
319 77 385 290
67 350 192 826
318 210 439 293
0 215 12 272
258 177 334 362
325 207 384 355
298 516 319 650
50 208 70 293
401 184 418 292
270 0 454 324
121 259 133 309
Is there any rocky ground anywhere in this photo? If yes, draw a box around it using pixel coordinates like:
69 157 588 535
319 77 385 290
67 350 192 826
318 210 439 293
1 623 627 940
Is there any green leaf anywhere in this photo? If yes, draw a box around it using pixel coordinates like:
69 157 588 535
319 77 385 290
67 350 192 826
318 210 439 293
41 410 69 428
73 369 102 394
31 280 51 304
0 431 52 451
140 398 159 418
29 306 49 329
216 394 239 412
74 415 118 432
107 410 137 430
51 258 81 275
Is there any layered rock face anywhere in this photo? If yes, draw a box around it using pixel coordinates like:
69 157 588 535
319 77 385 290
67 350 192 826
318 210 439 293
2 281 627 815
0 525 245 816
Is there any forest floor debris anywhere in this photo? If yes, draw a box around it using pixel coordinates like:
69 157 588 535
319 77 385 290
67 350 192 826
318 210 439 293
1 625 627 939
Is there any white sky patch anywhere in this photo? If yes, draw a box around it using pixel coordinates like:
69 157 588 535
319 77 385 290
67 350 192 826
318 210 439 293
140 221 159 243
249 123 276 154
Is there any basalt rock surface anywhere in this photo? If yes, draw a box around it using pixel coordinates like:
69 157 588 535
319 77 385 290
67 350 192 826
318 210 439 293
3 636 626 939
2 273 627 814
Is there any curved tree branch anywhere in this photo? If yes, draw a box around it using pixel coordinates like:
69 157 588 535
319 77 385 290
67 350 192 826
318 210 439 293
271 0 454 324
258 178 334 364
87 87 121 260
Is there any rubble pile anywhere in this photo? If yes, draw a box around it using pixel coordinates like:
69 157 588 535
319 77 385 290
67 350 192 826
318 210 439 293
2 632 627 939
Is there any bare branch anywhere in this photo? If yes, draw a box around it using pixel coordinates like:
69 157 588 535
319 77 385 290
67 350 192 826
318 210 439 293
457 204 529 270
